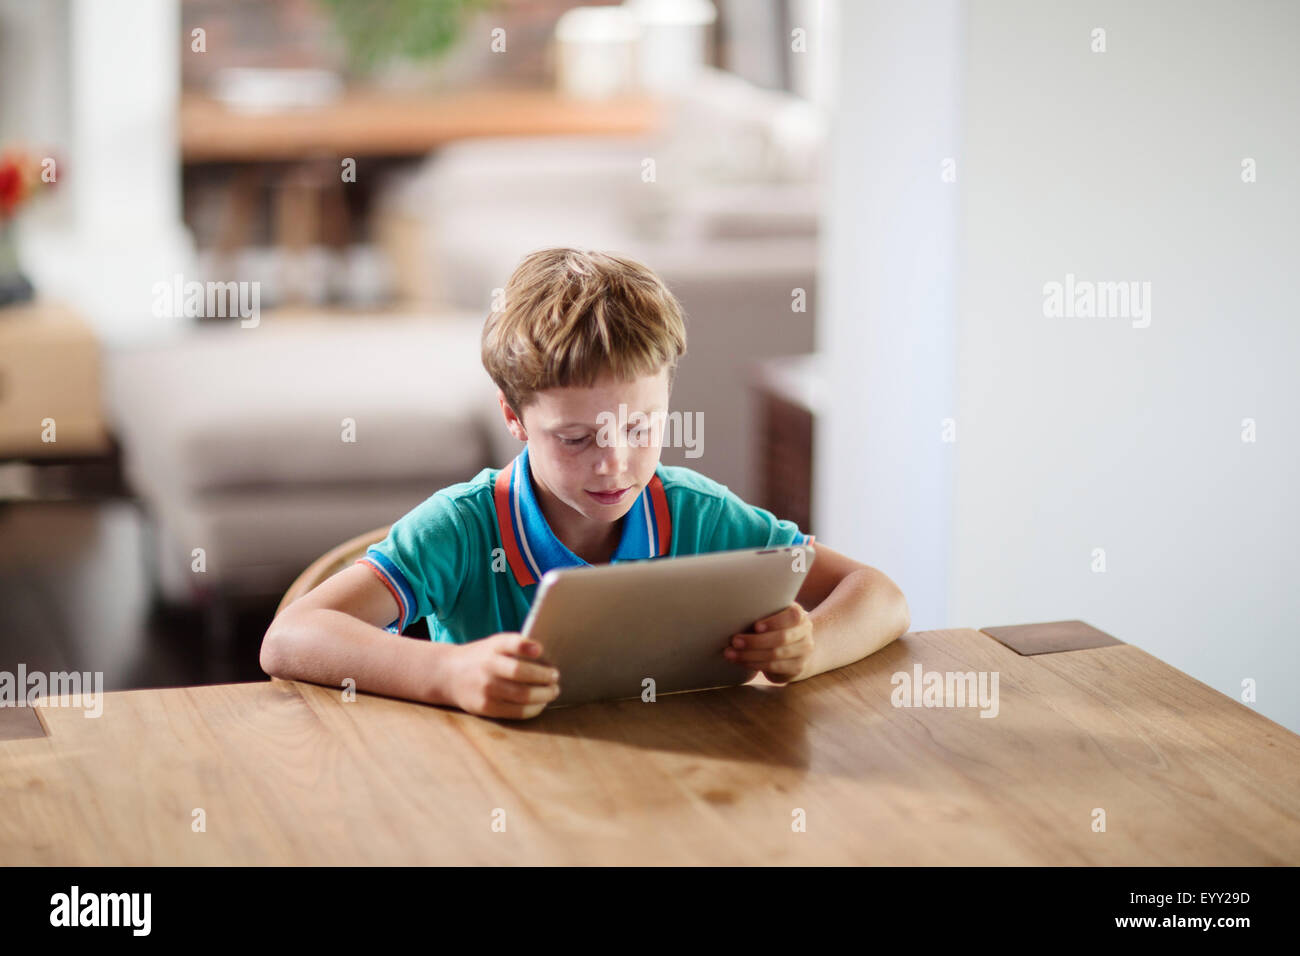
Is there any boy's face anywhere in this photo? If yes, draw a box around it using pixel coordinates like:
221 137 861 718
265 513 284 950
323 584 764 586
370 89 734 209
502 366 671 530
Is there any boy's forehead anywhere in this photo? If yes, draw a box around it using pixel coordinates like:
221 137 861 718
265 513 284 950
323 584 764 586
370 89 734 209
531 371 668 421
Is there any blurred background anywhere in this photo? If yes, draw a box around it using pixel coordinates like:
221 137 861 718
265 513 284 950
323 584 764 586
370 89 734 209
0 0 1296 733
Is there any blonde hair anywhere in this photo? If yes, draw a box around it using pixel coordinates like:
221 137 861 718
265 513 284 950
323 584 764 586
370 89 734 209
481 247 688 417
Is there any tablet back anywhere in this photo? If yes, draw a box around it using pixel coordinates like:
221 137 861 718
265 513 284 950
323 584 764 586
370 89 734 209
521 545 815 707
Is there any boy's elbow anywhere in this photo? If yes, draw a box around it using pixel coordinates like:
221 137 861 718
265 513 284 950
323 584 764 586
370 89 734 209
259 615 296 678
862 567 910 638
893 588 911 637
870 572 910 640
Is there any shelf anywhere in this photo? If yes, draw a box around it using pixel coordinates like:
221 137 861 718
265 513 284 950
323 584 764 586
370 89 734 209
180 86 665 163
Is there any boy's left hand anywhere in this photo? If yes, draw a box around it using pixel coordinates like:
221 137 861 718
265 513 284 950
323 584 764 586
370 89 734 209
724 603 814 683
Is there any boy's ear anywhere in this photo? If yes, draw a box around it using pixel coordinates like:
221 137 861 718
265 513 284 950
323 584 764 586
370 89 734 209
499 390 527 442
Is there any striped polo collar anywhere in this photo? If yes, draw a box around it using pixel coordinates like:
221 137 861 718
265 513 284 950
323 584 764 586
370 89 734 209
493 444 672 587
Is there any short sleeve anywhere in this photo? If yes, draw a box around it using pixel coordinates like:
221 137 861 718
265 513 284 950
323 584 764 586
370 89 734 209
705 487 814 553
356 492 469 634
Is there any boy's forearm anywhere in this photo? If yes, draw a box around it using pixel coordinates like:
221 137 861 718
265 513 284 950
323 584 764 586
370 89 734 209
794 569 910 681
260 608 458 706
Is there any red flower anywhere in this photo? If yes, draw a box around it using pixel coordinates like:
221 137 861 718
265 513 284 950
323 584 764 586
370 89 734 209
0 148 55 221
0 159 23 219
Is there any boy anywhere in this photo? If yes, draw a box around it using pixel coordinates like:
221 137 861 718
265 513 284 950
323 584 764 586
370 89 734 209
260 248 910 719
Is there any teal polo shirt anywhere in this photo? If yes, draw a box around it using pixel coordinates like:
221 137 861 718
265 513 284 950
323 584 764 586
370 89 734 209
357 443 814 644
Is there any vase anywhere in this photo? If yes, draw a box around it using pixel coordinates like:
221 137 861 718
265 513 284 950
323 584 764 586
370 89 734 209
0 221 34 308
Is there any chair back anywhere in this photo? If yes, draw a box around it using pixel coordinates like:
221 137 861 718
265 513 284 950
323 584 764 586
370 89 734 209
275 524 391 617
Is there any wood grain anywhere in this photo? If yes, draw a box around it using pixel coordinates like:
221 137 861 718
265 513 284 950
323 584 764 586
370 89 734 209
2 628 1297 864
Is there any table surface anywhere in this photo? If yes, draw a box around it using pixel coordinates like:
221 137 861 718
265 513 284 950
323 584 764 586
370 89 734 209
180 86 663 163
3 626 1298 865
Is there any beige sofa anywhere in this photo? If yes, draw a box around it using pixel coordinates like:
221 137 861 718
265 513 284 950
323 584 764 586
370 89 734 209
106 314 507 606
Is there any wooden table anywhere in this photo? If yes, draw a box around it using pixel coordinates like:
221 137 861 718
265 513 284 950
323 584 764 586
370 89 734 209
3 625 1298 865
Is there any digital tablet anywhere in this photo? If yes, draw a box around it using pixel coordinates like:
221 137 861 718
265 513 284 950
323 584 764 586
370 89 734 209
519 544 816 707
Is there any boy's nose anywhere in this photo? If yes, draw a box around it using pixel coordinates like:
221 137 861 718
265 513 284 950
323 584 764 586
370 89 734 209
594 437 631 474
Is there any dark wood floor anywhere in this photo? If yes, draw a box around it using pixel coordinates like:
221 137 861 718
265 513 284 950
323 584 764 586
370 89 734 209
0 497 278 691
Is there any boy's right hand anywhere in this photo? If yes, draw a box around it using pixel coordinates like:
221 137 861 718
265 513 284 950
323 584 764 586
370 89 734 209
446 633 561 720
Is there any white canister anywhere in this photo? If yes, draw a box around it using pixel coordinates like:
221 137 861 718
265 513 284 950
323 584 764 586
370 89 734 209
554 6 641 101
624 0 718 94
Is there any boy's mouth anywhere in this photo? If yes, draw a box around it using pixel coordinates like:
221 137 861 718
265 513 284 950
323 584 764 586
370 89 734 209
586 486 632 505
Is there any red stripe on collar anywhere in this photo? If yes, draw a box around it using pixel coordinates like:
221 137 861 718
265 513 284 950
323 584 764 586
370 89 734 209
647 474 671 556
493 461 537 587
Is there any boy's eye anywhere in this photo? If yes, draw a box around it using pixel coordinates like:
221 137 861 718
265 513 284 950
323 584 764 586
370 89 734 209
559 435 589 447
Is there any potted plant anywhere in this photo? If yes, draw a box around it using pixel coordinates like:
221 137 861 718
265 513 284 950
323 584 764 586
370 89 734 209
317 0 499 82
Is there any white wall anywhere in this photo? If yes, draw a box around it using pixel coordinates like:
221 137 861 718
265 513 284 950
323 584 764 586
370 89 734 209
821 0 1300 734
815 0 964 631
953 0 1300 733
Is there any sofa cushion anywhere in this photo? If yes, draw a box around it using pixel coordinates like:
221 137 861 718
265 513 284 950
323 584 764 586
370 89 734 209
147 479 457 602
105 314 504 497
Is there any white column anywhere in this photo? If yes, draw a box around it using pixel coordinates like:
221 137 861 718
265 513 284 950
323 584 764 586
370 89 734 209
814 0 964 630
20 0 193 345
